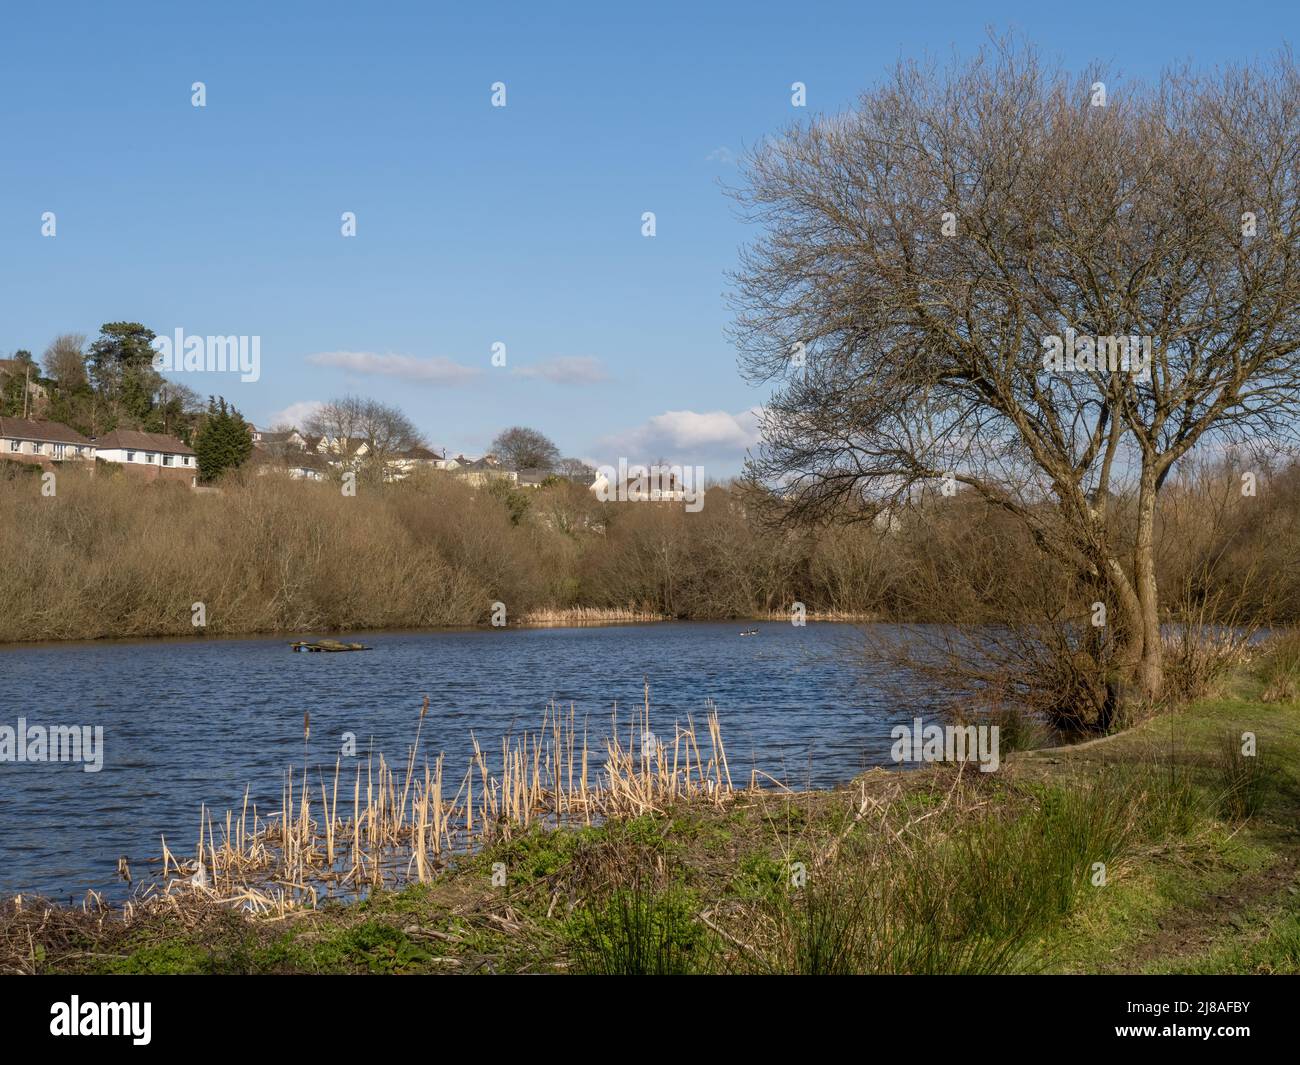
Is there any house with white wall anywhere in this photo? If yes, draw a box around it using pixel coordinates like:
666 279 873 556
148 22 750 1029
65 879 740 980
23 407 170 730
248 448 329 481
385 446 446 480
94 429 197 484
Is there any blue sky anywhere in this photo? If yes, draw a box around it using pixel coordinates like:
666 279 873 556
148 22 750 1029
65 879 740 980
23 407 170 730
1 0 1294 473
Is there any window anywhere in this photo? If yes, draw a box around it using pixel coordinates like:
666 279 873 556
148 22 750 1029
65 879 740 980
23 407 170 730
30 442 42 455
145 452 156 463
163 454 173 466
125 451 135 462
184 456 193 466
53 444 66 459
7 440 17 452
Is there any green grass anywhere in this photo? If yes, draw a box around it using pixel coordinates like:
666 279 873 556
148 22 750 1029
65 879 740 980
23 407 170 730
567 884 712 975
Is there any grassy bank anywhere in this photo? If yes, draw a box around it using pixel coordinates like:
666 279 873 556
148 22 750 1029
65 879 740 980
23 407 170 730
5 643 1298 975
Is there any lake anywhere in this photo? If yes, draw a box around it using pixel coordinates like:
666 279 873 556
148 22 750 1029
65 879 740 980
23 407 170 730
0 621 942 901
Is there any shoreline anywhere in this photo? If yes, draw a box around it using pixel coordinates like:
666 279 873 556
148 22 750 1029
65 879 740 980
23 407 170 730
0 612 882 650
6 647 1298 975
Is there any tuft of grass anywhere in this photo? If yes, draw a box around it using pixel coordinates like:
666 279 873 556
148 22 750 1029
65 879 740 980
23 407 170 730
567 883 712 975
1260 630 1300 703
1212 730 1275 820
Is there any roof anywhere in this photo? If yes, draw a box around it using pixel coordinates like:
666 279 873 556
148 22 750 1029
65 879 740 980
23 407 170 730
398 446 441 461
258 430 304 444
251 449 330 471
94 429 195 456
0 417 93 446
516 468 554 485
285 453 330 470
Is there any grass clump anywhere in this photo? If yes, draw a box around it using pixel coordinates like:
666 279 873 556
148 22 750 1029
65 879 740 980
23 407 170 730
1260 630 1300 703
1212 730 1275 820
567 883 712 975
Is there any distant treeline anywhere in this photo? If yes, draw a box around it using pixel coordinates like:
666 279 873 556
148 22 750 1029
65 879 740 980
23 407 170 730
0 457 1296 643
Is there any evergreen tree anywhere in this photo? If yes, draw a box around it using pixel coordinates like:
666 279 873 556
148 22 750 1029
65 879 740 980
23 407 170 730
194 396 253 483
0 351 38 417
85 322 161 427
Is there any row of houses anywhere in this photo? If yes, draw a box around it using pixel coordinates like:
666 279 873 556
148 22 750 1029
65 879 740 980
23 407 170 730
249 427 569 487
2 415 693 502
0 415 523 488
0 417 196 482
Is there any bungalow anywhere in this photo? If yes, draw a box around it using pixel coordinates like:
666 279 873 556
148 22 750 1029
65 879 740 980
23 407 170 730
94 429 197 484
516 468 556 488
256 429 310 453
0 417 94 465
589 466 690 502
385 446 446 480
455 454 516 487
248 448 329 481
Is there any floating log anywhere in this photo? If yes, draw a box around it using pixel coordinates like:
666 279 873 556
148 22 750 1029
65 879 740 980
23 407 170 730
290 639 371 653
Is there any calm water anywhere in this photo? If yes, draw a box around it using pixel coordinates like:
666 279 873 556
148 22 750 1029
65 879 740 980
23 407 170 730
0 621 940 900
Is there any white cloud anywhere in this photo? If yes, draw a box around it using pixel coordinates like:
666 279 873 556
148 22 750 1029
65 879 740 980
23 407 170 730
598 408 763 467
706 146 737 165
512 356 609 385
304 350 481 385
265 400 324 429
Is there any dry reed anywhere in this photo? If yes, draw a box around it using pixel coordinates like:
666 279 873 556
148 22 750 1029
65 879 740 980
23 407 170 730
142 689 746 913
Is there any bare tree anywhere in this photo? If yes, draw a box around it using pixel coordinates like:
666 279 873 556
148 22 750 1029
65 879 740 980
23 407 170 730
155 379 202 435
307 395 423 478
730 39 1300 713
355 397 424 474
556 456 596 481
492 426 560 471
305 396 367 465
42 333 88 390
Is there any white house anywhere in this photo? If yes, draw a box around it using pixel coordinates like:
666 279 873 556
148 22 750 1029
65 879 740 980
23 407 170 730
385 446 446 480
94 429 197 483
589 466 690 503
249 448 329 481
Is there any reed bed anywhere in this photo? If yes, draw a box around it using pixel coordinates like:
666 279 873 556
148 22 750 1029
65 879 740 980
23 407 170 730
145 688 746 913
519 606 670 625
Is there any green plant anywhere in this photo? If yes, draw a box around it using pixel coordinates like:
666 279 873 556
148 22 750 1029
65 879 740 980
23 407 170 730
567 884 710 975
1212 730 1274 820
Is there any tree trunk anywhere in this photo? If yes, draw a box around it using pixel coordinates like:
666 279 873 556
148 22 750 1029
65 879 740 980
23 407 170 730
1134 463 1164 701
